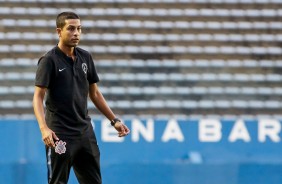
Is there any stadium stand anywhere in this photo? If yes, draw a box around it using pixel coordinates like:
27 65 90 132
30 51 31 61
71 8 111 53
0 0 281 119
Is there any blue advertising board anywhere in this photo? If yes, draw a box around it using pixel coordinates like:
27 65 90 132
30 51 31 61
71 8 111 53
0 118 281 184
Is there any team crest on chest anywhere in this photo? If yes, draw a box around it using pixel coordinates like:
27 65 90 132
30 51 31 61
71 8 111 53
55 140 66 155
82 63 88 74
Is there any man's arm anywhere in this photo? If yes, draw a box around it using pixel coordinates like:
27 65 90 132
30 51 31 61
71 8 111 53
89 83 130 137
33 86 59 147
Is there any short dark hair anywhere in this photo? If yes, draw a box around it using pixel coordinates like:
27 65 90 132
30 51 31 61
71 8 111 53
56 12 80 28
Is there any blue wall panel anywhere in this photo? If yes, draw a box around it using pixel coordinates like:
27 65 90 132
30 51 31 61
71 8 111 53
0 119 281 184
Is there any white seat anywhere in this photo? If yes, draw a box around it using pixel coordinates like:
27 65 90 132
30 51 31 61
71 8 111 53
233 74 250 82
132 101 148 108
182 101 198 109
107 46 123 53
162 60 178 67
201 73 217 81
127 20 142 28
265 74 281 81
215 100 231 108
116 101 131 109
114 60 130 67
92 46 107 53
186 74 201 81
159 87 174 94
11 7 26 14
171 46 186 53
136 73 151 81
149 100 165 108
109 87 126 95
257 87 272 95
142 87 158 94
124 46 138 53
0 45 10 52
2 19 16 26
149 34 164 41
146 60 161 67
152 73 168 81
10 86 27 94
208 87 224 94
175 87 190 94
22 32 38 40
118 33 132 41
168 9 183 16
6 32 21 40
165 100 181 108
232 100 248 108
0 87 9 95
127 87 141 95
188 46 203 54
0 7 10 14
95 20 111 27
241 87 256 94
0 101 15 108
218 73 232 81
130 59 145 67
226 60 242 67
120 73 136 81
191 21 205 29
259 60 274 67
137 8 151 16
210 59 225 67
140 46 155 53
224 87 240 94
121 8 135 16
100 73 119 81
169 73 185 81
159 21 174 28
248 101 264 108
265 101 281 109
198 100 214 108
191 87 208 94
27 7 42 15
11 45 26 52
106 8 120 16
249 74 265 82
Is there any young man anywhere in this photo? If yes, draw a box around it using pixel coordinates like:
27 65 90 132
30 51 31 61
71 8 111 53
33 12 130 184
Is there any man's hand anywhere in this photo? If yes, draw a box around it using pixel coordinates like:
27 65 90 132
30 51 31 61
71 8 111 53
114 121 130 137
40 126 59 148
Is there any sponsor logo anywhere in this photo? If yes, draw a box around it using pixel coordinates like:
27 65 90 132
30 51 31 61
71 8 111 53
59 68 66 72
82 63 88 74
55 140 66 154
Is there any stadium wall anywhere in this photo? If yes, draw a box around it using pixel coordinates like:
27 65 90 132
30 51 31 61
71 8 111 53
0 119 281 184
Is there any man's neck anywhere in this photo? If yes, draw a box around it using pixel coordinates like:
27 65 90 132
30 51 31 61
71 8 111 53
58 42 75 58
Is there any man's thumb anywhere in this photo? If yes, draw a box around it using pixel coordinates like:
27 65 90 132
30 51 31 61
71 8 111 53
52 132 59 140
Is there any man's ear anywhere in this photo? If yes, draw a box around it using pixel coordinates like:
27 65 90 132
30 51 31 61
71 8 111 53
56 28 62 37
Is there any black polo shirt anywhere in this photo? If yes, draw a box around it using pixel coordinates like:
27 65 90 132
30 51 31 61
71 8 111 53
35 46 99 135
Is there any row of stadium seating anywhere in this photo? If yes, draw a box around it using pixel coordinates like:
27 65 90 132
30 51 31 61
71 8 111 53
0 45 281 54
2 32 282 42
2 85 282 96
1 72 282 82
1 99 282 109
0 0 281 118
3 19 282 30
1 7 282 17
1 58 282 68
2 0 282 4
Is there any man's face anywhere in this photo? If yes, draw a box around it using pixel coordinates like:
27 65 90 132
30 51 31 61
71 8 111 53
58 19 81 47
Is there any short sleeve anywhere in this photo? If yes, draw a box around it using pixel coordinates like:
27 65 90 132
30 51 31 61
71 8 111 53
35 56 55 88
87 54 100 84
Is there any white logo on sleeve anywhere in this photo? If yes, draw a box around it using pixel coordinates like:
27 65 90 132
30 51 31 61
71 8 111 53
82 63 88 74
55 140 66 154
59 68 66 72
